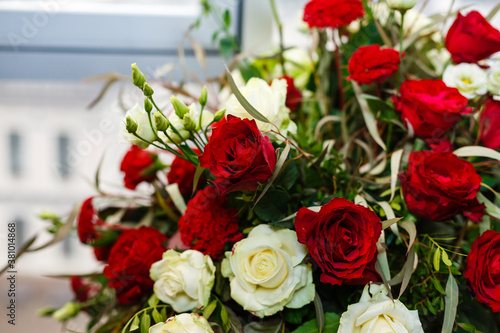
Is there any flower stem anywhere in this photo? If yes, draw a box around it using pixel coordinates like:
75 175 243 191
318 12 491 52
398 11 405 86
332 29 345 111
270 0 287 76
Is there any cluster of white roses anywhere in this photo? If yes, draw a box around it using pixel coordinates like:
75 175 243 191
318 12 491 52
443 61 500 99
147 225 315 331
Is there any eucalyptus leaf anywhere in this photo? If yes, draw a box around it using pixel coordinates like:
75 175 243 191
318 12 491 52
353 83 386 151
442 273 459 333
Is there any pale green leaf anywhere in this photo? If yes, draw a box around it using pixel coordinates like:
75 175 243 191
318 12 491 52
390 149 403 202
148 294 159 307
226 67 270 123
433 248 441 272
192 165 206 195
477 192 500 219
130 315 140 331
254 144 290 207
479 215 491 235
441 273 459 333
454 146 500 161
152 308 163 324
487 2 500 20
140 313 151 333
165 183 187 214
399 245 416 298
202 300 217 319
442 250 452 267
353 82 386 151
400 220 417 252
381 217 402 230
314 292 325 333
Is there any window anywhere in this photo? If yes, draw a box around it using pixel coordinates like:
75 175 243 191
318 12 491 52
9 131 22 176
57 134 71 178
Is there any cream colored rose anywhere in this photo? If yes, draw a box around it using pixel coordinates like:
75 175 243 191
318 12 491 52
150 250 215 313
487 62 500 96
387 0 417 10
443 63 487 99
221 224 314 318
120 104 157 148
225 77 296 135
339 284 424 333
149 313 213 333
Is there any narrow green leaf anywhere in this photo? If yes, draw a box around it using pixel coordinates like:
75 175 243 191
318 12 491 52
457 322 477 332
152 308 163 324
477 192 500 219
400 220 417 253
254 144 290 207
381 217 402 230
353 82 386 151
433 248 441 272
226 66 270 123
130 315 141 332
203 300 217 319
454 146 500 161
399 245 416 298
140 313 151 333
313 292 325 333
148 294 159 307
487 2 500 20
192 165 206 195
220 304 230 333
165 183 187 214
390 149 403 202
441 250 452 267
432 276 446 295
441 272 459 333
479 215 491 235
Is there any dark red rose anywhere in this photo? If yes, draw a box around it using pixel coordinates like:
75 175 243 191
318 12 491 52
178 186 243 259
347 45 401 85
93 245 112 262
445 11 500 64
71 276 101 303
167 152 199 195
303 0 364 29
295 197 382 286
464 230 500 312
279 76 302 112
120 145 156 190
480 98 500 150
399 151 485 222
199 116 276 195
77 197 105 244
393 79 471 140
103 227 167 304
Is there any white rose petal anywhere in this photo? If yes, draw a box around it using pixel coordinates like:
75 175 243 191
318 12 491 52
120 104 157 148
149 313 214 333
221 225 314 317
339 284 424 333
150 250 215 313
225 77 296 135
443 63 487 99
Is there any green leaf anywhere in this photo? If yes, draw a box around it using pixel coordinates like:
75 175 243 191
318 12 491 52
291 312 340 333
314 292 325 333
479 215 491 235
441 250 452 267
390 149 403 202
400 220 417 252
442 272 459 333
399 244 416 298
192 165 206 195
353 82 386 151
432 276 446 295
148 294 159 307
140 313 151 333
477 192 500 220
152 308 163 324
254 144 290 207
487 2 500 20
254 189 291 222
381 217 402 230
244 317 283 333
223 9 231 28
457 322 477 332
454 146 500 161
433 248 441 272
220 304 230 333
226 66 270 123
203 299 217 319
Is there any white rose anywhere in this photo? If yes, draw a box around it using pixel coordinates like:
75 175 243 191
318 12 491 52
120 104 157 148
150 250 215 313
149 313 213 333
339 284 424 333
487 62 500 96
397 9 441 45
387 0 417 10
221 224 315 318
443 63 487 99
225 77 296 135
160 103 214 144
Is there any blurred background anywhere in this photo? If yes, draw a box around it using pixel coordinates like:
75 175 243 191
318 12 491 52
0 0 499 332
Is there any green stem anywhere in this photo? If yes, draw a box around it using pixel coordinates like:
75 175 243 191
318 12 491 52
386 122 393 151
270 0 287 76
332 29 345 112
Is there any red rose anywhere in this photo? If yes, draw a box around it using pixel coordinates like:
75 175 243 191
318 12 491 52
167 152 199 195
399 151 485 222
480 98 500 150
70 276 101 303
445 11 500 64
295 197 382 286
464 230 500 312
103 227 167 304
178 186 243 259
199 116 276 195
77 197 105 244
120 145 156 190
347 45 401 85
93 245 112 262
280 76 302 112
303 0 364 29
393 79 470 140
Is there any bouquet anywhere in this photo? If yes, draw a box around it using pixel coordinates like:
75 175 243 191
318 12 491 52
16 0 500 332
